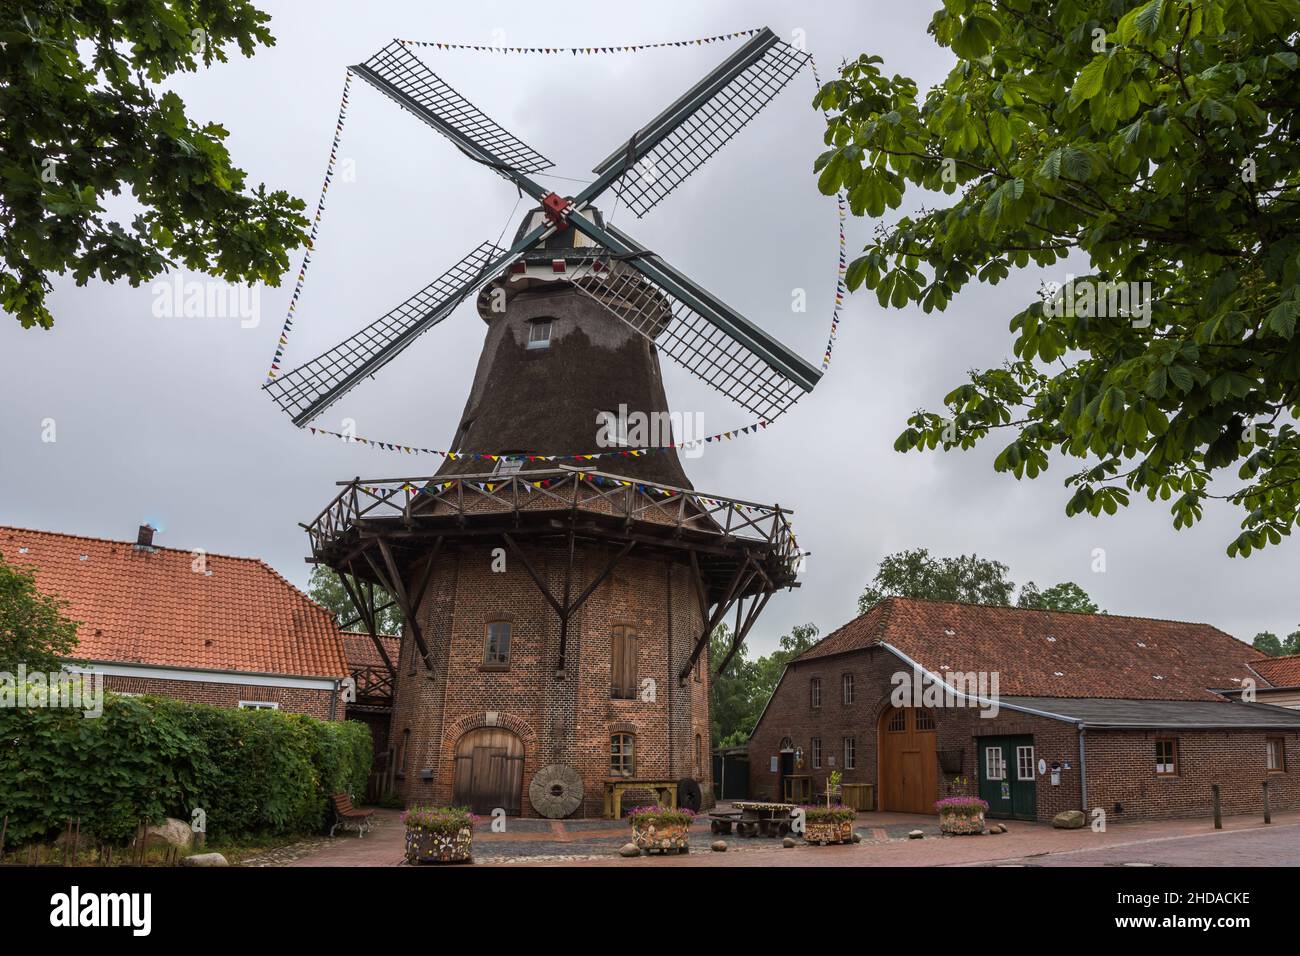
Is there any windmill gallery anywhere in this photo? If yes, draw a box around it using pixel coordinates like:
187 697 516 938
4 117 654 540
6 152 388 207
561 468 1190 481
266 29 820 817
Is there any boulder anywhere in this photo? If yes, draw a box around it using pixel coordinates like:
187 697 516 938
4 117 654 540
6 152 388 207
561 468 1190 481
618 843 641 858
908 829 925 839
1053 810 1087 830
145 818 194 851
781 837 796 848
710 840 727 852
181 852 228 867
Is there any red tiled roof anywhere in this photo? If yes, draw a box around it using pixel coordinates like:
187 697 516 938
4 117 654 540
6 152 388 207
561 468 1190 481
795 597 1258 701
342 632 400 670
1250 654 1300 689
0 526 349 679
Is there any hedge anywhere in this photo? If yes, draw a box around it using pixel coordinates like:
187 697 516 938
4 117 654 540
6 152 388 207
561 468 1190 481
0 692 371 845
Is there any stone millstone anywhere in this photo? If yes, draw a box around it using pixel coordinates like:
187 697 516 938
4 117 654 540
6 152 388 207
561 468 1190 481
908 829 925 839
1052 810 1086 829
181 852 229 867
710 840 727 852
619 843 641 858
782 837 796 848
529 764 584 819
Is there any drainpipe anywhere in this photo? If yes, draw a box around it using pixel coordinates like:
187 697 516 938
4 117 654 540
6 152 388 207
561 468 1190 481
1077 723 1088 812
330 679 339 721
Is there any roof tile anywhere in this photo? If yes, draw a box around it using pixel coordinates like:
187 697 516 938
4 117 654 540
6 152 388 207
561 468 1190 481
0 526 349 679
796 597 1258 701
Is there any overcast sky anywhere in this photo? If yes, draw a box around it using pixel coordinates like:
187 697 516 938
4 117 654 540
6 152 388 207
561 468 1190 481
2 0 1294 655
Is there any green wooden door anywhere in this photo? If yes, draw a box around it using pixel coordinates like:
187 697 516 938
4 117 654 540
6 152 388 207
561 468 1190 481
977 736 1036 820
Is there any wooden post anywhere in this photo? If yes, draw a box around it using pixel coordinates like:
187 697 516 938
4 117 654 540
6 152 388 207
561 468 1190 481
1211 784 1222 829
1263 780 1271 824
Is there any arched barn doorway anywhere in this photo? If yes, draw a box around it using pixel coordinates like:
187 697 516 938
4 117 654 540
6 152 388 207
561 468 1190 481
452 727 524 815
877 707 939 813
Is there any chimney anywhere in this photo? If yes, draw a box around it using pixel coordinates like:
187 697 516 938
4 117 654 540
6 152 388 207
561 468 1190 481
135 524 156 550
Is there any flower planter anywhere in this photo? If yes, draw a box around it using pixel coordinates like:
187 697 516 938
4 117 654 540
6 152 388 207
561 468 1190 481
401 806 477 864
938 810 986 835
631 821 691 854
626 807 694 855
405 825 473 864
934 796 990 835
804 818 854 845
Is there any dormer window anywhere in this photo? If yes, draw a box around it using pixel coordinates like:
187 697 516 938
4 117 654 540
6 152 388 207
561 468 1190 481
527 318 552 349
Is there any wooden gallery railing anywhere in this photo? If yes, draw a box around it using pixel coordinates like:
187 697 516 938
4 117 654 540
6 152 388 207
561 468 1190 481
304 469 803 572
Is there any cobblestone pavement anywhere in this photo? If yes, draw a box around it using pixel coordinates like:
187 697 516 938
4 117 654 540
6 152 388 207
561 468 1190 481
271 806 1300 867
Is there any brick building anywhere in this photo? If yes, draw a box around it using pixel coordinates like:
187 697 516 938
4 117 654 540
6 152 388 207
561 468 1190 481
0 525 350 719
748 598 1300 822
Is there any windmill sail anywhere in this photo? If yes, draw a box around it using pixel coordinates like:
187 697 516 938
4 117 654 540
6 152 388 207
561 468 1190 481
265 241 504 425
354 41 553 176
566 217 821 423
586 28 810 217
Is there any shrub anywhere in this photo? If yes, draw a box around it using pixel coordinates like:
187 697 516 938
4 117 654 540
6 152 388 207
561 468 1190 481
401 806 476 834
0 691 371 845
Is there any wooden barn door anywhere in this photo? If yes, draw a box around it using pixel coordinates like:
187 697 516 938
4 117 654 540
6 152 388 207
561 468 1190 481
878 707 939 813
452 727 524 815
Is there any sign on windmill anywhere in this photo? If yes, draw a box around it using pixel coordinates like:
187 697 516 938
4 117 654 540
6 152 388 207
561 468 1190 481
263 27 822 434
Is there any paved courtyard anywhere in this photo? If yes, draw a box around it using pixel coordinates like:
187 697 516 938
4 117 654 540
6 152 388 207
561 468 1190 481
267 805 1300 867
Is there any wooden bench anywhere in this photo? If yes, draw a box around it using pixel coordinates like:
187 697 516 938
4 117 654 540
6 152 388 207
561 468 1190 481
329 793 375 838
708 810 742 835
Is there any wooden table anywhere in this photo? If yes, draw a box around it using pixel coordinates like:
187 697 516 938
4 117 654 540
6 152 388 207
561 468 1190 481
731 800 799 838
603 778 679 819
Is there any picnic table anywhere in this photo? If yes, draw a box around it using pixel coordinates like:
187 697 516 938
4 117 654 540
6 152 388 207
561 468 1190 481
730 800 799 838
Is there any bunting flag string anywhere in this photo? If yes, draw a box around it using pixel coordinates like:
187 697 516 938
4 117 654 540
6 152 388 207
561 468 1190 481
809 53 849 372
306 419 772 461
265 31 846 466
265 69 353 383
396 29 763 55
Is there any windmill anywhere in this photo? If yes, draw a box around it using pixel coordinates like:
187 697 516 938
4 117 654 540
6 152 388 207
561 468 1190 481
264 27 822 439
296 28 824 818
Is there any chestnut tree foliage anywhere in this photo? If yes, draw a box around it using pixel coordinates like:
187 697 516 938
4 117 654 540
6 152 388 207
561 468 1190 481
0 1 307 329
814 0 1300 556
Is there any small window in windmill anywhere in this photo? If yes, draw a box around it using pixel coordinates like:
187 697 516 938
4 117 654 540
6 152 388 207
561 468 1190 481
527 318 552 349
494 455 524 477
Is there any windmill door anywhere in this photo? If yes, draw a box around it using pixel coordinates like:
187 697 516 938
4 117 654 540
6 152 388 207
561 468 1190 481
877 707 939 813
452 728 524 816
977 736 1036 820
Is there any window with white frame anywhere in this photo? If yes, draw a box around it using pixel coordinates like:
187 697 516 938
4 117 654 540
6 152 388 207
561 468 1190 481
527 318 553 349
985 746 1005 781
811 737 822 769
1016 745 1036 781
238 700 279 711
843 736 856 770
841 672 854 705
1267 737 1286 772
810 677 822 709
1155 738 1178 775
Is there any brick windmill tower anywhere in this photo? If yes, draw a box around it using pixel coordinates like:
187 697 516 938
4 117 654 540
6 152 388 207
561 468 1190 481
275 30 820 816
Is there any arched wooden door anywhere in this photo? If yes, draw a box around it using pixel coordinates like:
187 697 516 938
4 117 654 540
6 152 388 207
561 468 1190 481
877 707 939 813
452 727 524 815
